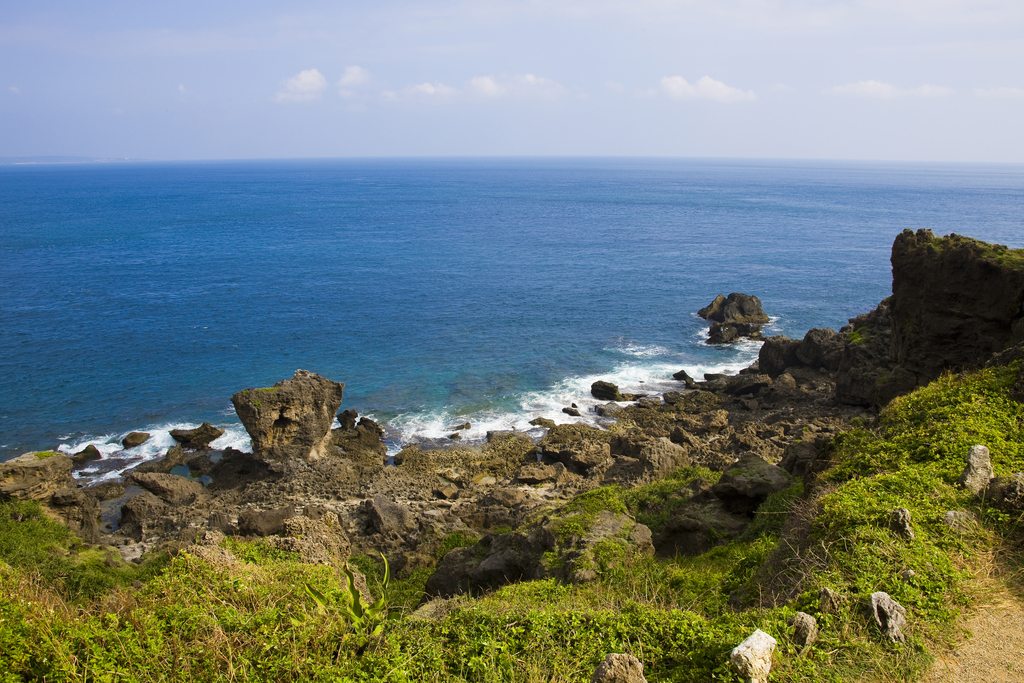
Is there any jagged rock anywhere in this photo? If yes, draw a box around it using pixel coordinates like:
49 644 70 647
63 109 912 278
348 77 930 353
711 454 793 515
365 495 416 537
71 444 102 465
795 328 845 371
699 293 770 325
551 441 612 472
943 510 977 531
515 462 564 485
871 592 907 642
779 440 819 477
50 487 101 543
237 505 296 536
529 417 557 429
792 612 818 649
708 322 741 344
724 374 772 396
337 408 359 431
132 444 186 474
129 472 204 505
890 229 1024 387
122 432 151 449
424 528 553 597
672 369 696 387
232 370 345 461
118 491 172 540
208 511 233 533
984 475 1024 512
591 381 625 401
819 587 847 614
1 452 74 503
590 653 647 683
170 422 224 449
595 403 625 418
758 336 802 378
887 507 915 540
958 445 994 495
264 515 351 566
634 437 690 478
730 629 776 683
562 407 582 417
435 483 460 499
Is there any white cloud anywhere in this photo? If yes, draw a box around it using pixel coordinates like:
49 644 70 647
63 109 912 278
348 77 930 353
469 76 503 97
380 90 398 101
974 86 1024 100
467 73 566 100
405 82 457 97
178 83 186 93
337 66 370 99
9 86 20 94
660 76 756 102
275 68 327 103
606 81 625 95
831 80 954 98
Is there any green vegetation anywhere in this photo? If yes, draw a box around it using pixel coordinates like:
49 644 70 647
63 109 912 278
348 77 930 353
32 450 61 459
847 327 869 345
255 387 279 393
3 362 1023 681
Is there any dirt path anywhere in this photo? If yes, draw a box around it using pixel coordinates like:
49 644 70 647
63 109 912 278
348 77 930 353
922 585 1024 683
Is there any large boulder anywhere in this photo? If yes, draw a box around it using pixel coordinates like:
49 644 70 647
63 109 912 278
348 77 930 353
232 370 346 461
128 472 204 505
795 328 845 371
711 454 793 515
591 381 625 401
698 293 770 325
122 432 151 449
170 422 225 449
0 452 74 503
758 336 802 378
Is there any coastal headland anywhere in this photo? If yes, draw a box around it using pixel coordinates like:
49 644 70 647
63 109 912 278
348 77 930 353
3 228 1024 681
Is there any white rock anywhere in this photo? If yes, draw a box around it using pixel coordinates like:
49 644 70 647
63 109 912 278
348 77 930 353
730 629 777 683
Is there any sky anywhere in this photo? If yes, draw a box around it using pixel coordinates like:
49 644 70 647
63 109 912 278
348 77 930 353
2 0 1023 162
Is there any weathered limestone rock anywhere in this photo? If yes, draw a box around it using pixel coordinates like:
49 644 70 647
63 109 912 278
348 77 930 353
984 475 1024 512
562 407 582 417
591 381 625 401
232 370 345 461
237 505 296 537
711 454 793 515
1 452 74 502
871 592 907 642
958 445 994 495
170 422 224 449
724 374 772 396
515 462 564 485
792 612 818 649
943 510 977 531
890 230 1024 386
758 336 802 378
129 472 204 505
699 293 770 325
590 653 647 683
795 328 845 371
529 417 557 429
672 369 696 387
365 495 416 537
132 443 186 474
122 432 151 449
730 629 776 683
71 444 102 465
819 587 847 614
887 507 915 541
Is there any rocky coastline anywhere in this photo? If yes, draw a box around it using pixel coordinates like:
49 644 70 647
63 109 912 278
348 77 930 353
5 229 1024 591
4 228 1024 680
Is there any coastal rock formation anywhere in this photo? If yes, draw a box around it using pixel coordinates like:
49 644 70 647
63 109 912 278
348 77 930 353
891 229 1024 381
591 381 625 401
129 472 205 506
170 422 225 449
1 452 74 504
122 432 151 449
730 630 776 683
232 370 345 461
700 293 770 345
711 454 793 515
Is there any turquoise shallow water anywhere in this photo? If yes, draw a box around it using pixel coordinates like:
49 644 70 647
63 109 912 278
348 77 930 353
2 158 1022 479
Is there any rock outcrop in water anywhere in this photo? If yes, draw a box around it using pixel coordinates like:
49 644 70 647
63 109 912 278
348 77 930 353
232 369 345 462
699 293 770 344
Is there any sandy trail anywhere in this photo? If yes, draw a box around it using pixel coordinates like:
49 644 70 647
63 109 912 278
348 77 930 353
922 584 1024 683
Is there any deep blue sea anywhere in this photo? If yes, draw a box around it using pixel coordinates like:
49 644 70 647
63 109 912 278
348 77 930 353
2 158 1023 481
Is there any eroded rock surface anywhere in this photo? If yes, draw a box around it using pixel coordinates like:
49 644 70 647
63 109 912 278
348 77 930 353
232 369 345 461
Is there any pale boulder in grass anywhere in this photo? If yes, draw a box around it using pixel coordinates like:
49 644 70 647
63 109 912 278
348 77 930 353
730 629 776 683
590 653 647 683
958 444 994 495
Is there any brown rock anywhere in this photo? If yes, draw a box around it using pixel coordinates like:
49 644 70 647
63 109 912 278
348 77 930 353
170 422 224 449
232 370 345 461
129 472 204 505
590 653 647 683
122 432 151 449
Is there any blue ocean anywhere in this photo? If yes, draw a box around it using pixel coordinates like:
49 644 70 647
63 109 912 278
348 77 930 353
2 158 1023 480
